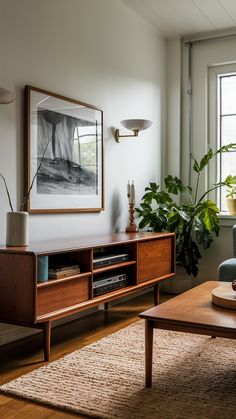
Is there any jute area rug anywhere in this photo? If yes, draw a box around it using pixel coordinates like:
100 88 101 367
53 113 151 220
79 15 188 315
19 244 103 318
1 320 236 419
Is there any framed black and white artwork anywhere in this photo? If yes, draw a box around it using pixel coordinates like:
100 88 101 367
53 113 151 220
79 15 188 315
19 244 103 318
25 86 104 213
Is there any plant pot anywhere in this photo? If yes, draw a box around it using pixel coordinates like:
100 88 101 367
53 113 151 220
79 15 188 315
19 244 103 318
226 198 236 215
6 211 29 247
161 265 193 294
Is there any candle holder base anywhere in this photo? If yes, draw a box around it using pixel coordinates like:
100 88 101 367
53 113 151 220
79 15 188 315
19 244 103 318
126 203 138 233
126 223 139 233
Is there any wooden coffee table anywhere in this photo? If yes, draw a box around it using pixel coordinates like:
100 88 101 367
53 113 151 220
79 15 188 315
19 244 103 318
139 281 236 387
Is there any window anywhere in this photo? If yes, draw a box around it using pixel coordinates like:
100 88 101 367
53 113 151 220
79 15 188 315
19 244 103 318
209 64 236 214
217 72 236 213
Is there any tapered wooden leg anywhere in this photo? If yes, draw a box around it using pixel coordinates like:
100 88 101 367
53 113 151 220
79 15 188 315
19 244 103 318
145 320 153 388
43 321 51 362
154 283 160 306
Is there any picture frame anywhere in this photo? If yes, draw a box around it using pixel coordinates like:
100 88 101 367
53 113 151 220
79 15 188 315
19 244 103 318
25 85 104 213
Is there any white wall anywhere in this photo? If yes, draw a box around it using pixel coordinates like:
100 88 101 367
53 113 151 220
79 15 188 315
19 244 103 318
0 0 166 244
0 0 166 344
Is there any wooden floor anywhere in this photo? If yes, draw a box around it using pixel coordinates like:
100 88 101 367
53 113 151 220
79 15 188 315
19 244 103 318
0 290 171 419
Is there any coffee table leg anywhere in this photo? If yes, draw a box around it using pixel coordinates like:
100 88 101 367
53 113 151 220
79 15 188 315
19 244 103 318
145 319 153 388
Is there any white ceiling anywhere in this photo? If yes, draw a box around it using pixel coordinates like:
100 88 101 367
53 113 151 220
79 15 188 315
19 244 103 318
122 0 236 39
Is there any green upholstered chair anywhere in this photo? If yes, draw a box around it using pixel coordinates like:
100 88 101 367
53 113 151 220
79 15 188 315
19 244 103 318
218 225 236 281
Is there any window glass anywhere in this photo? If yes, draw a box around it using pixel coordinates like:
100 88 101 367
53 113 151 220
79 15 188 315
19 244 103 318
218 73 236 212
221 116 236 145
221 75 236 115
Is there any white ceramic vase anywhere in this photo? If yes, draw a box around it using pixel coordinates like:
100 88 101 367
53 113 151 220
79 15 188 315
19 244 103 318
6 211 29 247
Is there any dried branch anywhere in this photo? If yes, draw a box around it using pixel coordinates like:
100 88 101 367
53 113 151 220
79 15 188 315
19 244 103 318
0 172 14 212
20 137 52 211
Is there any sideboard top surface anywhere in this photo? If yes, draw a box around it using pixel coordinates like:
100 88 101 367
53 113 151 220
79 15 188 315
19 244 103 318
0 232 175 255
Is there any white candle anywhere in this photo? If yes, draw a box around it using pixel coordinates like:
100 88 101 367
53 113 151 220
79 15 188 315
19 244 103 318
127 181 131 203
130 181 135 204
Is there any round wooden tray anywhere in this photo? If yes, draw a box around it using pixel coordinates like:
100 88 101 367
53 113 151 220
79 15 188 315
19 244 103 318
212 285 236 310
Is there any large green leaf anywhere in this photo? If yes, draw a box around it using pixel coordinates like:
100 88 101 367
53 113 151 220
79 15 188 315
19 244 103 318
192 148 214 173
176 235 202 277
224 174 236 186
155 191 173 204
216 143 236 153
144 183 159 193
142 191 155 204
196 200 219 234
139 216 152 230
164 175 187 194
199 148 213 171
193 159 200 173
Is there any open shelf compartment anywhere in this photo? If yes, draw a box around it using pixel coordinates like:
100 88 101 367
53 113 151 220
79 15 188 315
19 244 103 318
36 249 92 285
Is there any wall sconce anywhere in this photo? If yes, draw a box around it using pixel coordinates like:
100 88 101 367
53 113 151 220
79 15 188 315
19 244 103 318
0 87 15 104
115 119 152 143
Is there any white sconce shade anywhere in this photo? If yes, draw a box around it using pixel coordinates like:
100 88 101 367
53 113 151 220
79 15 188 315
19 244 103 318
0 87 15 104
115 119 152 142
121 119 152 131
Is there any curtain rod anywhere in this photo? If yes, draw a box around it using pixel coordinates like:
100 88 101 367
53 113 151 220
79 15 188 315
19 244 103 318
184 31 236 45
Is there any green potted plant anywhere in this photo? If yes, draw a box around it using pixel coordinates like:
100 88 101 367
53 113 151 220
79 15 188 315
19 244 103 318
226 180 236 215
136 144 236 279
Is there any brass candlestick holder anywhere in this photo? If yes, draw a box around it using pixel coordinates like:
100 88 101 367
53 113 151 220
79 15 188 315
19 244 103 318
126 203 138 232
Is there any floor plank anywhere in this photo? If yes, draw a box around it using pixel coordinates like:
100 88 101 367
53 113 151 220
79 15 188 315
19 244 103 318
0 291 171 418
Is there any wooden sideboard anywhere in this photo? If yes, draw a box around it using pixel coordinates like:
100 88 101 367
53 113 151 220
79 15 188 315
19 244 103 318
0 232 175 360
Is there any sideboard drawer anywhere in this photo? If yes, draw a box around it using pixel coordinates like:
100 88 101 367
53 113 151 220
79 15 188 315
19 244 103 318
36 276 89 317
138 238 173 283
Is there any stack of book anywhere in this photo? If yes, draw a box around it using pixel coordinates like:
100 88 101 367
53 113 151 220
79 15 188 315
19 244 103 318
48 264 80 279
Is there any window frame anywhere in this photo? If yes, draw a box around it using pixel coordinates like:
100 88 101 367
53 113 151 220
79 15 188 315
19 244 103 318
208 63 236 218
